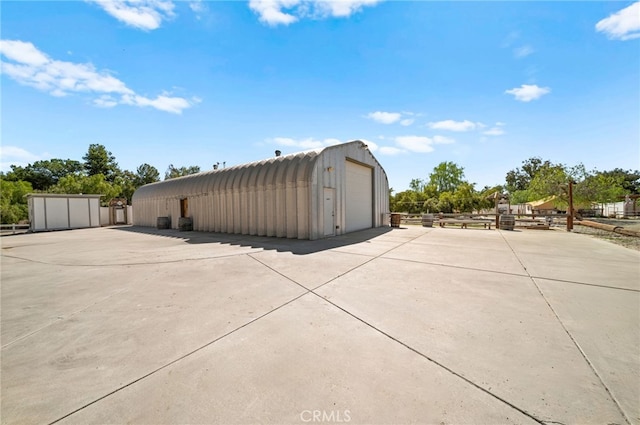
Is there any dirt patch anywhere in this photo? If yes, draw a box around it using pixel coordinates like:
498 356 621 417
573 218 640 251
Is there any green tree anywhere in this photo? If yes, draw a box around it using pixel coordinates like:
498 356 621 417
436 192 455 213
0 179 32 224
428 162 465 194
109 164 161 204
83 144 119 182
453 182 477 212
597 168 640 194
114 170 137 204
505 157 553 193
525 163 631 210
393 190 425 214
4 159 83 191
528 164 571 207
50 174 121 205
389 188 395 211
165 164 201 180
135 163 160 187
409 178 424 192
423 183 438 200
509 189 533 204
422 197 438 213
575 171 626 205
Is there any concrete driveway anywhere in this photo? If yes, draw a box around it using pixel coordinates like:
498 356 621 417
1 225 638 425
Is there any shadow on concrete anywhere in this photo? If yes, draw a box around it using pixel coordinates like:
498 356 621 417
111 225 395 255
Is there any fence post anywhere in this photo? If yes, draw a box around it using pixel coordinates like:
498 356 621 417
567 181 574 232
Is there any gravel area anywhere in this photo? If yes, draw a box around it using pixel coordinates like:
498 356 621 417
572 218 640 251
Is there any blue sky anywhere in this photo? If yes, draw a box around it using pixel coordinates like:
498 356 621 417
1 0 639 192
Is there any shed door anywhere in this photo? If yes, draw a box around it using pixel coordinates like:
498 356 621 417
180 198 188 218
345 160 373 233
116 208 125 224
323 188 335 236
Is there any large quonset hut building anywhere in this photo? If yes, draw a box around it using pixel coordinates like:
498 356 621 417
132 141 389 240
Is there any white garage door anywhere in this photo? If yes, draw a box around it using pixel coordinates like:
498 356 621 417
345 160 373 232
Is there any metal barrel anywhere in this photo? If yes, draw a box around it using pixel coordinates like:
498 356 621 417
178 217 193 231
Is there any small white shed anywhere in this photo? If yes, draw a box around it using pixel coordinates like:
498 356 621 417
27 194 102 232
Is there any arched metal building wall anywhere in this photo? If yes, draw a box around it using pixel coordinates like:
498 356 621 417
132 141 389 240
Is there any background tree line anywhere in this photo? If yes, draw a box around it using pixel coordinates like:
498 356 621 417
0 144 202 224
390 161 499 214
2 148 638 224
390 158 639 215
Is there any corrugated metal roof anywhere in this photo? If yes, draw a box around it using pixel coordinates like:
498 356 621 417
133 147 323 201
133 140 379 201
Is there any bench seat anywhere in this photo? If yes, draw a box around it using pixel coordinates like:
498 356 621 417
439 219 493 229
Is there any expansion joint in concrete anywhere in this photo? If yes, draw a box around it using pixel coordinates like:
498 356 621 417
46 290 310 425
313 294 546 424
498 233 632 425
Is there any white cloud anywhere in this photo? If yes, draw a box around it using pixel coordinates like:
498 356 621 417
88 0 175 31
248 0 381 26
505 84 551 102
272 137 342 149
427 119 478 132
249 0 299 26
367 111 402 124
189 0 209 20
93 95 119 108
513 45 534 58
400 118 414 126
433 135 455 144
270 137 383 154
391 134 456 153
0 39 49 66
0 41 132 96
596 2 640 41
189 0 207 15
367 111 418 126
395 136 435 153
0 39 196 114
0 146 50 171
0 146 42 162
270 136 415 157
483 127 505 136
121 93 197 114
312 0 381 18
379 146 406 155
501 31 520 48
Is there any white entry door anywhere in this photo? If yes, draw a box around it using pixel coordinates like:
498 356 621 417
323 188 335 236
